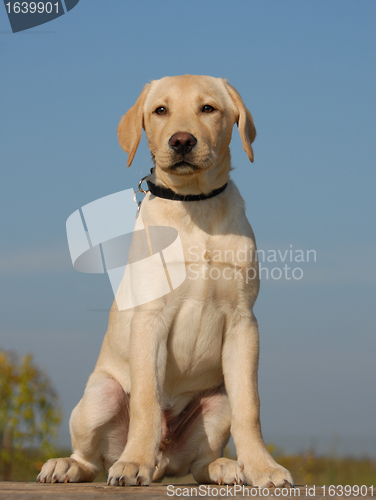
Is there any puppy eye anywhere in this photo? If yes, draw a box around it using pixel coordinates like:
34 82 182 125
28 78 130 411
202 105 215 113
155 106 167 115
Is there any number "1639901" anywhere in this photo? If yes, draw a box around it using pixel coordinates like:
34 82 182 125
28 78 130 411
5 2 59 14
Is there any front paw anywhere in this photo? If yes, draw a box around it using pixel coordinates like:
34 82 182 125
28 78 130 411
107 461 154 486
243 462 293 488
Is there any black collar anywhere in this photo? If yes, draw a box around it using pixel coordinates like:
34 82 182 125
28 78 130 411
146 180 228 201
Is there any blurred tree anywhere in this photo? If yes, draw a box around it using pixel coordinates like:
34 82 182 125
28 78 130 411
0 349 61 481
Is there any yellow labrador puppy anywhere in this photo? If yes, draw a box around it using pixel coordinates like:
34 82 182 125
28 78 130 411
38 75 293 488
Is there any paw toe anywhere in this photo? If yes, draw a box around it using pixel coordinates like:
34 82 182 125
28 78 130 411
37 459 57 483
247 465 293 488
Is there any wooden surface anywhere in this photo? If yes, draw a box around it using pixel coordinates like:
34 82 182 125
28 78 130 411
0 483 374 499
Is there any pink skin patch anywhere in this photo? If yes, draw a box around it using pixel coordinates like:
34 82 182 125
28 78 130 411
159 384 226 453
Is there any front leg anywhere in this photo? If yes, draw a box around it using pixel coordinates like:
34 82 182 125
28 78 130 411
108 307 169 486
222 313 293 488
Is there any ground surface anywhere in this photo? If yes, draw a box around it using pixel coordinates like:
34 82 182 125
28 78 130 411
0 483 374 499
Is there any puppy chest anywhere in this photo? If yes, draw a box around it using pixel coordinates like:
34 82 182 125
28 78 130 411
166 299 224 377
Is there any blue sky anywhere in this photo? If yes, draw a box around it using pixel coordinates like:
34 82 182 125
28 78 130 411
1 1 375 456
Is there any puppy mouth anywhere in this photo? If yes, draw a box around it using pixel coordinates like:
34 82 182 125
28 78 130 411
169 160 200 172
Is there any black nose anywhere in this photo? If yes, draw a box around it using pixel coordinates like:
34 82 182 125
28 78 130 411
168 132 197 155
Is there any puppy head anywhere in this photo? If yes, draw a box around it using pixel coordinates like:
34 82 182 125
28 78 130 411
118 75 256 185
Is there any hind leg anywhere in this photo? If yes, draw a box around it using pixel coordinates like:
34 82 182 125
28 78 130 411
189 392 245 485
37 372 129 483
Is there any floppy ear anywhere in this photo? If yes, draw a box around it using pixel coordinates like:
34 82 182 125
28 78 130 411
224 81 256 163
117 84 150 167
